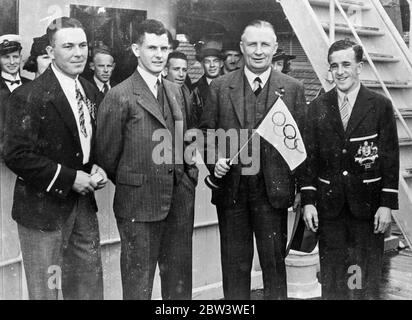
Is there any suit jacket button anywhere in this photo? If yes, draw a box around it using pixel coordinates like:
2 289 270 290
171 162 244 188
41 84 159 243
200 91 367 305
168 168 173 174
76 152 80 157
343 171 348 176
342 149 347 154
58 190 63 194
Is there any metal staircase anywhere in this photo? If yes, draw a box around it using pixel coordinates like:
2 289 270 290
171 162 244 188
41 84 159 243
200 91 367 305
278 0 412 248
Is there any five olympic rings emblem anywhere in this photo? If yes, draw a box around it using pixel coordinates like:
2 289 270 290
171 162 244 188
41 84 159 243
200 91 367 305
271 111 305 154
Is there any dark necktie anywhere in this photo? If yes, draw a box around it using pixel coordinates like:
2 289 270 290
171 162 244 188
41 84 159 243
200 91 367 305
156 79 164 115
102 83 109 95
253 77 262 96
75 81 88 138
2 77 21 85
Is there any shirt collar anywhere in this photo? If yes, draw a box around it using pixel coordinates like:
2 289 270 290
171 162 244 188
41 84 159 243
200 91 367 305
337 82 361 107
93 75 110 91
51 63 79 87
206 77 214 85
1 71 21 81
137 65 162 90
244 66 271 90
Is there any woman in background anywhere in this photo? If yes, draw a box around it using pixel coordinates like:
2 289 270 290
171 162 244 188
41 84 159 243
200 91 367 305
23 34 51 78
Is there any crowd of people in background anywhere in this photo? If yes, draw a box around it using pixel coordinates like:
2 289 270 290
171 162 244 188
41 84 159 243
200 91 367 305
0 15 399 301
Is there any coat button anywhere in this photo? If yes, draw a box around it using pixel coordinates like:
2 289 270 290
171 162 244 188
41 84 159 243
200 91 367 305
343 171 348 176
76 152 80 157
168 168 173 173
342 149 347 154
58 190 63 194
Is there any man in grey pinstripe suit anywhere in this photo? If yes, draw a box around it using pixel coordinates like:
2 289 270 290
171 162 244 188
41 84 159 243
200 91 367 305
96 19 197 300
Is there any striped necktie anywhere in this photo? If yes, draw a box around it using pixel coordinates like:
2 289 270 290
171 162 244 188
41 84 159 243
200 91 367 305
340 95 350 130
75 80 88 138
253 77 262 96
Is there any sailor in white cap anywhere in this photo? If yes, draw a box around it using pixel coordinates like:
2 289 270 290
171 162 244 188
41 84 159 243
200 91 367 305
0 34 31 94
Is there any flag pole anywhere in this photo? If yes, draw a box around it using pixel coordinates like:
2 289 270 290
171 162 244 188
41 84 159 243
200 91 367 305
204 92 285 190
228 130 259 165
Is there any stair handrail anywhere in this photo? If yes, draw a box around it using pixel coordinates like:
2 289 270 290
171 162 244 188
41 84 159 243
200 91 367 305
331 0 412 209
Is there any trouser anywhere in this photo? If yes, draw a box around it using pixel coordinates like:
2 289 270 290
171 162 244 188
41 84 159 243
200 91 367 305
216 174 288 300
18 196 103 300
117 173 195 300
319 204 384 300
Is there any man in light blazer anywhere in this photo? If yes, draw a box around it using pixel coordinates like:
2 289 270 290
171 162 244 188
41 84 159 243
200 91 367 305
96 19 197 300
300 39 399 299
3 17 107 300
199 20 306 300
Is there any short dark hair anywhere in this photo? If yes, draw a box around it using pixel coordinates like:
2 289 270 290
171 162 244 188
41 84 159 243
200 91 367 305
46 17 85 46
133 19 167 44
167 51 187 65
328 39 363 63
91 45 114 61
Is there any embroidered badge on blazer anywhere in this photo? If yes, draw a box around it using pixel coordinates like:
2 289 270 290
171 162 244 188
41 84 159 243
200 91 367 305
354 141 378 169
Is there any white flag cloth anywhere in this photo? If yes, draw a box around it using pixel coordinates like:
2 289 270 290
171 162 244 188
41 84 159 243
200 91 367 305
255 98 306 171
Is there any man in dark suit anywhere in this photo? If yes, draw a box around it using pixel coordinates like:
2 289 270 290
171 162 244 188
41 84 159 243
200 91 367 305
193 47 224 106
0 34 31 95
300 39 399 300
200 20 306 300
0 34 31 153
96 19 197 300
3 17 108 300
89 45 117 97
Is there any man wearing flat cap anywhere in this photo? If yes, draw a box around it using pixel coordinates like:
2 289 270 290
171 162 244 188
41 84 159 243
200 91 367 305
221 38 242 75
193 47 224 106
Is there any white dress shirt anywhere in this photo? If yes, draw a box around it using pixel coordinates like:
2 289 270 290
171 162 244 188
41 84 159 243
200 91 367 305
51 64 92 164
244 66 271 91
1 71 22 93
337 83 361 119
137 65 162 98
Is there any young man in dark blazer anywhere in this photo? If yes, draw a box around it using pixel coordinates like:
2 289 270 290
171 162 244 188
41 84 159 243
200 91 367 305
200 20 306 300
300 39 399 299
0 34 31 95
3 17 108 300
96 19 197 300
0 34 31 154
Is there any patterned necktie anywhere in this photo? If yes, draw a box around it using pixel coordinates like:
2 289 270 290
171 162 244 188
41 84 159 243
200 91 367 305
156 79 164 115
340 95 350 130
75 80 88 138
102 83 109 95
253 77 262 96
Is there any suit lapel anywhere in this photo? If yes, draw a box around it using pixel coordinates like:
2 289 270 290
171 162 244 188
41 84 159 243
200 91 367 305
41 68 81 146
132 70 167 128
265 69 284 111
327 88 345 138
0 78 12 95
229 70 245 127
345 85 374 137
